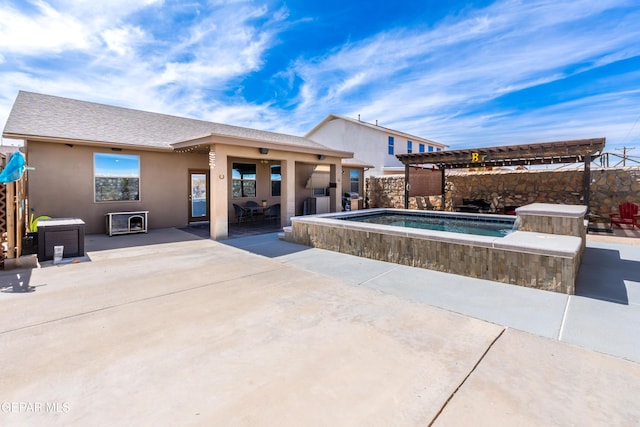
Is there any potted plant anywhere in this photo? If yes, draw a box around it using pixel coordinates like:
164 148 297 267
22 213 50 255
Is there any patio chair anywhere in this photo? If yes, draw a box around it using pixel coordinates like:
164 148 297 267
263 203 281 223
609 202 639 229
232 203 249 224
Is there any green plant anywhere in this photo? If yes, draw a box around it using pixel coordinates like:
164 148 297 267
29 214 51 232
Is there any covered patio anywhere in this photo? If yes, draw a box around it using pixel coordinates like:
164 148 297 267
172 135 353 240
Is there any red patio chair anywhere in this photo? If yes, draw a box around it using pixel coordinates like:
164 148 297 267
609 202 639 229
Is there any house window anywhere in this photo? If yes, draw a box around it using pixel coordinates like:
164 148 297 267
436 147 442 152
94 153 140 202
270 164 281 197
232 163 256 198
407 140 413 153
388 136 394 155
419 144 425 153
350 169 360 193
428 146 434 152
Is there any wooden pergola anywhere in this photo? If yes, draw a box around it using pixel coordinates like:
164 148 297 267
396 137 606 210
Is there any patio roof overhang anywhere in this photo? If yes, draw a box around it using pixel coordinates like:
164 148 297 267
396 138 606 169
396 137 606 211
172 133 354 159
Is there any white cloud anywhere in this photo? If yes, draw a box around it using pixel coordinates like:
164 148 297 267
52 0 163 26
101 26 147 56
0 0 287 128
0 1 93 53
284 0 640 146
1 0 639 151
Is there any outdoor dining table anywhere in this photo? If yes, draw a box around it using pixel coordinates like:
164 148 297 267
245 205 265 221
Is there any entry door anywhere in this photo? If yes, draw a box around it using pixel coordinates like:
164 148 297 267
188 170 209 222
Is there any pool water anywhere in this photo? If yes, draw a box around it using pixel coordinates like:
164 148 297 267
341 212 515 237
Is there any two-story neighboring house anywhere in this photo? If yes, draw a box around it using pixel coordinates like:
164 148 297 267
306 114 447 177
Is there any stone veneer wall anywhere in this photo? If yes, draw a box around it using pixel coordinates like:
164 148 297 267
516 203 588 270
366 176 444 210
366 167 640 219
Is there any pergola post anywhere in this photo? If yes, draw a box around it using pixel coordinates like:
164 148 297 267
583 154 591 210
440 167 446 211
404 164 410 209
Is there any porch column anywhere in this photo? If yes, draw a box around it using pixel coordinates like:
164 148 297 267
281 159 296 226
209 145 229 239
329 161 342 212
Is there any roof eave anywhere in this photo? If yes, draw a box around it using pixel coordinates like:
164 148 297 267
304 114 339 138
5 133 174 152
172 133 354 159
330 114 448 147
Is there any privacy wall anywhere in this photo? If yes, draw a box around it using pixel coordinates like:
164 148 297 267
366 167 640 220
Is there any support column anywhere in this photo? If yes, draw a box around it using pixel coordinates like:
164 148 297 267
329 161 342 212
282 159 296 226
209 145 229 240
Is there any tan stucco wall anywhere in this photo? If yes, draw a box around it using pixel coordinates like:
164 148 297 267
341 168 364 196
26 140 347 239
26 141 209 234
295 163 316 215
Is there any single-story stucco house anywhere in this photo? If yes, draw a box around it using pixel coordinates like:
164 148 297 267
2 91 367 239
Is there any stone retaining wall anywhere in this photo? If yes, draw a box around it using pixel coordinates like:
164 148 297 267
366 167 640 219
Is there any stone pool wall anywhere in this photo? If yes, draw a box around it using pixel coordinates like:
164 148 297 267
516 203 588 266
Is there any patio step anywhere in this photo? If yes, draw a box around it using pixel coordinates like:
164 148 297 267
279 226 292 241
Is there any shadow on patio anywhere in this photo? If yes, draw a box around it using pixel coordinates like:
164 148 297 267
576 246 640 305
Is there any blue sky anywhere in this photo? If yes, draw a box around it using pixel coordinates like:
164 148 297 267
94 153 139 177
1 0 639 152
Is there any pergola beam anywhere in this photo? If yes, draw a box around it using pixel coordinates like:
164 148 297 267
397 138 605 169
397 137 606 212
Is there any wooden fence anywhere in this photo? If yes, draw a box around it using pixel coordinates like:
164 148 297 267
1 152 27 267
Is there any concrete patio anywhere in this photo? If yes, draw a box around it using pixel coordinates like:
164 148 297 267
1 228 639 426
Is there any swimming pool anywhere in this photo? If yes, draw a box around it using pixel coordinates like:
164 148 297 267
338 211 515 237
285 206 586 294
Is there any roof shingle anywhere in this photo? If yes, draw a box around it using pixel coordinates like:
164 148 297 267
3 91 347 155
